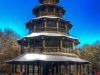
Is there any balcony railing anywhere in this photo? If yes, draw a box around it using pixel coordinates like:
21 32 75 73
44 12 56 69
35 27 66 33
23 47 73 53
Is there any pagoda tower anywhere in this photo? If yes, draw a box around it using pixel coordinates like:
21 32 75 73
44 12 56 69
6 0 90 75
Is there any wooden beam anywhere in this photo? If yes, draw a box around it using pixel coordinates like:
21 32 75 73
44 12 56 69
58 64 61 75
28 41 30 52
57 21 59 32
42 36 46 52
45 20 47 32
54 7 56 16
60 39 63 52
65 25 67 33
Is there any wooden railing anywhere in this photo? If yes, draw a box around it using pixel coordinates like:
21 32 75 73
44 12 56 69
35 27 66 32
26 47 73 53
38 13 62 17
22 45 74 54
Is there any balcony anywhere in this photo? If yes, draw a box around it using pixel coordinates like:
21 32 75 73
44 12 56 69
23 47 73 54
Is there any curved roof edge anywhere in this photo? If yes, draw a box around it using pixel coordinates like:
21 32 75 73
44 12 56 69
6 53 89 64
18 32 79 40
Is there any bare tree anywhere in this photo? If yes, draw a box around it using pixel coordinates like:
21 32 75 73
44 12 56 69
80 42 100 69
0 28 20 73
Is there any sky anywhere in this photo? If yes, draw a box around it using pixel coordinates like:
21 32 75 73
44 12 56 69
0 0 100 46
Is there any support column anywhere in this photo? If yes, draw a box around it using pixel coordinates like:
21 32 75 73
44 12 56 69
54 66 56 75
32 65 34 75
38 64 40 75
15 64 17 75
28 41 30 52
68 43 71 53
57 21 59 32
34 23 36 32
60 39 63 52
58 64 60 75
42 36 46 52
80 64 82 75
87 64 90 75
43 64 46 75
27 65 29 75
20 64 22 74
54 7 56 16
76 64 78 75
15 64 19 75
69 64 71 75
24 65 27 74
41 64 43 75
13 64 15 74
82 64 85 75
45 20 47 32
72 42 75 51
66 64 68 75
65 25 67 33
72 64 75 75
40 9 42 16
22 64 25 74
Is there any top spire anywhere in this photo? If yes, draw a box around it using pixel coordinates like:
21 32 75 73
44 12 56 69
39 0 59 4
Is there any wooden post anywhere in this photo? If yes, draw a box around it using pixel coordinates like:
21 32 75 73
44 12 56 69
57 21 59 32
27 65 29 75
13 64 15 74
28 41 30 52
72 42 75 51
69 42 72 53
34 25 36 32
60 39 63 52
82 64 84 75
41 65 42 75
87 64 90 75
40 9 41 16
68 64 71 75
20 65 22 74
37 64 39 75
68 43 70 53
54 66 56 75
54 7 56 16
80 64 82 75
58 64 61 75
42 36 46 52
65 64 68 75
43 63 46 75
65 25 67 33
76 64 78 75
24 65 26 74
45 20 47 32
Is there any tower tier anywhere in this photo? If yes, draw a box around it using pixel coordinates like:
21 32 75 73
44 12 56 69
18 32 79 54
26 17 72 34
33 4 65 17
39 0 59 4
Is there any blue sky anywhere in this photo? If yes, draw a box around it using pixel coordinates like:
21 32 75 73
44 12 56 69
0 0 100 46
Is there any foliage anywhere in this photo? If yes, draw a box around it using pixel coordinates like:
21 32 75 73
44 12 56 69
74 41 100 69
0 29 20 73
